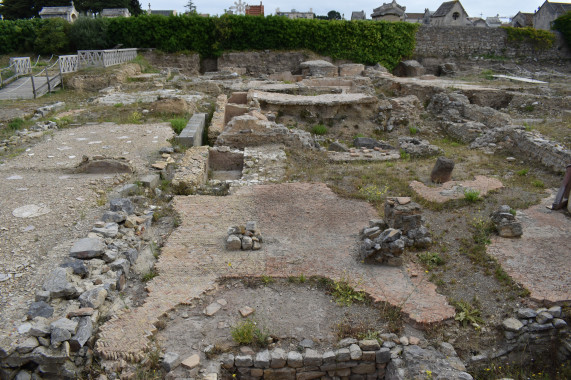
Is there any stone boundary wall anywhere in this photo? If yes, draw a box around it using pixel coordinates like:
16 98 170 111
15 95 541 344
140 51 200 76
414 26 571 60
219 340 392 380
217 51 311 76
499 306 570 363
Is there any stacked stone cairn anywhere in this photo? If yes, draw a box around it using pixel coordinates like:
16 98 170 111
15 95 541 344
0 196 154 379
490 205 522 238
500 306 569 363
360 197 431 266
226 221 262 251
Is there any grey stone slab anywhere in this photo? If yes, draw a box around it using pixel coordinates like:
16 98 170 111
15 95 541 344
27 301 54 319
175 113 206 147
42 267 78 298
69 238 105 259
163 352 181 372
70 317 92 351
140 174 160 189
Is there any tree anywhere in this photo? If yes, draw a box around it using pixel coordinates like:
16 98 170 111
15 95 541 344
0 0 36 19
327 10 341 20
184 0 196 14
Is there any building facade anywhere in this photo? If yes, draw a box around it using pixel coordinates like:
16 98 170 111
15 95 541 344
533 1 571 30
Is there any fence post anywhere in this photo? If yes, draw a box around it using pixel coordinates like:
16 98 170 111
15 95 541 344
31 75 37 99
45 69 51 93
59 59 64 90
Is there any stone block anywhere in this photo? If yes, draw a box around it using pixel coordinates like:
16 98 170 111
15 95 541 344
69 317 92 352
300 60 338 78
304 349 322 367
27 302 54 319
255 350 271 368
69 238 105 259
109 198 134 215
236 354 253 367
263 367 296 380
140 174 160 189
339 64 365 77
430 157 455 183
349 344 362 360
175 113 206 147
352 363 376 375
163 352 181 372
271 348 287 368
79 287 107 309
287 351 303 368
336 348 351 362
42 267 78 298
393 60 425 77
358 340 380 351
375 348 391 364
181 354 200 369
296 371 326 380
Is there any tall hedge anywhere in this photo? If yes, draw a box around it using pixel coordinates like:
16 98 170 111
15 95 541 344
552 11 571 47
0 15 419 69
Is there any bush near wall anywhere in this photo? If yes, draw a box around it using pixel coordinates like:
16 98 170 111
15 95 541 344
0 15 419 70
552 11 571 47
501 26 556 50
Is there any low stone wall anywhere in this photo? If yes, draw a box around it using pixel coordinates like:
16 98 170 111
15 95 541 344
499 306 570 363
509 130 571 173
414 26 571 60
209 94 228 144
217 51 311 76
220 340 391 380
141 51 200 76
175 113 206 147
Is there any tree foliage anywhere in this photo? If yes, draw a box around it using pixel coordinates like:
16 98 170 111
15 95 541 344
552 11 571 47
501 26 555 50
0 15 419 69
327 10 341 20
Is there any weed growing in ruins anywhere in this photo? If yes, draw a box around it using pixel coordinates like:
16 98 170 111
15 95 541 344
170 118 187 135
288 274 307 283
128 111 142 124
261 275 274 285
142 269 158 282
358 184 388 202
409 126 418 135
523 104 535 112
399 149 410 160
329 277 367 306
311 124 328 135
516 168 529 176
417 252 445 270
464 189 480 202
230 319 269 347
480 69 495 80
8 118 25 130
452 299 484 328
113 103 123 108
532 179 545 188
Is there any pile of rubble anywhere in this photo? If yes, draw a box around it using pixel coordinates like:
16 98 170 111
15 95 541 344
360 197 431 266
490 205 523 238
226 221 263 251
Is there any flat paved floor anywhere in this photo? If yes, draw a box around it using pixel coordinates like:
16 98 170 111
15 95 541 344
488 194 571 304
96 183 455 361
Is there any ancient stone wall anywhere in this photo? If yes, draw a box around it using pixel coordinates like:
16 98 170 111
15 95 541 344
414 26 571 60
217 51 312 76
140 51 200 76
508 130 571 173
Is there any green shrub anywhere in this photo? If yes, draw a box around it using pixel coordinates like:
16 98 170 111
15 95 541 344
230 319 269 347
502 26 555 50
552 11 571 47
170 118 187 134
8 118 25 130
408 126 418 135
480 69 494 80
33 18 70 55
464 189 480 202
311 124 328 135
452 300 484 328
68 17 109 50
516 168 529 176
399 149 410 160
329 277 366 306
358 184 388 202
417 252 445 270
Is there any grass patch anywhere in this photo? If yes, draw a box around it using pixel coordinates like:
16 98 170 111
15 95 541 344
328 276 367 306
230 319 270 347
142 269 158 282
532 179 545 188
516 168 529 176
464 189 480 202
288 274 307 283
170 118 187 135
408 126 418 135
127 111 142 124
399 149 411 160
311 124 328 135
260 275 274 285
358 184 388 203
480 69 495 80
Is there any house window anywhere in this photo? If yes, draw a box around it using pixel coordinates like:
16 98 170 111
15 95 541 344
452 12 460 20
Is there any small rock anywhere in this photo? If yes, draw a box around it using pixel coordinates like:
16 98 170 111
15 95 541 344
502 318 524 332
79 287 108 309
204 302 222 316
536 311 554 324
226 235 242 251
27 301 54 319
69 238 105 259
239 306 254 317
241 236 253 250
163 352 182 372
181 354 200 369
299 338 314 348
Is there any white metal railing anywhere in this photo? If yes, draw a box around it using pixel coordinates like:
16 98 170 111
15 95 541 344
9 57 31 75
78 48 137 68
58 55 79 73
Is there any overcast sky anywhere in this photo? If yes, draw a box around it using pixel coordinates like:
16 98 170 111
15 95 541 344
144 0 570 19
